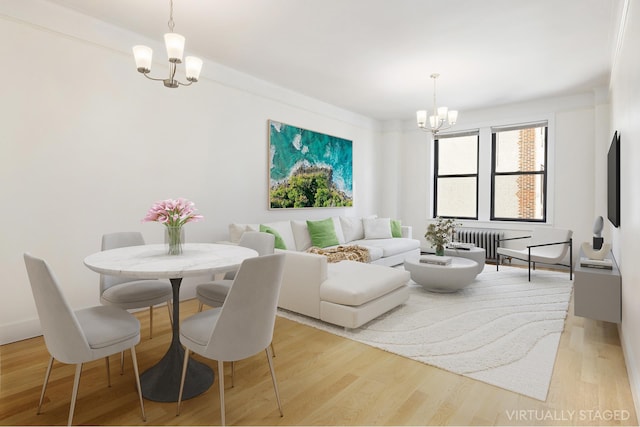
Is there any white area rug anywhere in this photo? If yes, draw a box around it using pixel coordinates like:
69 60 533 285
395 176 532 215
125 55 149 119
277 264 573 401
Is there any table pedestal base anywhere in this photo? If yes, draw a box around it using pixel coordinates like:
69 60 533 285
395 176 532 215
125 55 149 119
140 341 213 402
139 277 213 402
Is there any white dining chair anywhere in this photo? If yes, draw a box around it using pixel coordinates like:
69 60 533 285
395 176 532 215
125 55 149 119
177 253 286 425
100 232 173 339
195 231 277 384
24 253 146 426
195 231 275 311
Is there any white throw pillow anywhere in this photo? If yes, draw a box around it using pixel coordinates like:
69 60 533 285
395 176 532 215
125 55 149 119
228 223 259 243
291 220 312 251
331 217 346 244
363 217 393 239
340 216 365 242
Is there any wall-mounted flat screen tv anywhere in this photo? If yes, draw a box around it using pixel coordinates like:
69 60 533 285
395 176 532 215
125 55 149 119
607 131 620 227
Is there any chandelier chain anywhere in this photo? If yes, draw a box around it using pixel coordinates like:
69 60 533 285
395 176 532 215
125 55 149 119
168 0 175 32
433 74 438 118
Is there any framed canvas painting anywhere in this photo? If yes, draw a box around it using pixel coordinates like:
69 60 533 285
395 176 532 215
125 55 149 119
268 120 353 209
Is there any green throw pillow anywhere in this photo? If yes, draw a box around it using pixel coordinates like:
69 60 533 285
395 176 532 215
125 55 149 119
307 218 339 248
391 219 402 238
259 224 287 250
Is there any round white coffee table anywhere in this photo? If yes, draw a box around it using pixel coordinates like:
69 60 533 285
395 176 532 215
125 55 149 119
423 247 486 275
404 256 479 293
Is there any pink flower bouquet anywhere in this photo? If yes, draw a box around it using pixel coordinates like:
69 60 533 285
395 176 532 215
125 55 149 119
143 198 204 227
143 198 203 254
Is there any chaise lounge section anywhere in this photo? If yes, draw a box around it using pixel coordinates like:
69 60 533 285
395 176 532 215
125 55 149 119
279 252 411 328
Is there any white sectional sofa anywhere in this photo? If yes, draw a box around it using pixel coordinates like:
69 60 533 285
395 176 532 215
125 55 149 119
229 216 420 267
228 216 420 328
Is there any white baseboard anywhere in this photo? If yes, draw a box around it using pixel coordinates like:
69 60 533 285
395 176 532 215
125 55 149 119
618 324 640 417
0 318 42 345
1 283 201 345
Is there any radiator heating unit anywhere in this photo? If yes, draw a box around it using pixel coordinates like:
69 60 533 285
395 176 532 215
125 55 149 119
454 228 504 261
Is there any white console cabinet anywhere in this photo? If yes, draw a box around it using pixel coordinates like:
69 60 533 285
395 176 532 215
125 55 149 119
574 250 621 323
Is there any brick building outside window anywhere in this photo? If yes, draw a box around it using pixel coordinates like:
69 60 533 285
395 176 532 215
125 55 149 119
491 123 547 222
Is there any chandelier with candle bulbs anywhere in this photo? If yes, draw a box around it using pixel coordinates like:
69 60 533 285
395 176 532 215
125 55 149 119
132 0 203 88
416 73 459 134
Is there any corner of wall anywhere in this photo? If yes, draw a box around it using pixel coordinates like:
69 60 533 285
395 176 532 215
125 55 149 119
619 323 640 419
0 318 42 346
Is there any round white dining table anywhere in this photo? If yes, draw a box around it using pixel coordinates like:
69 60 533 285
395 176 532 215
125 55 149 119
84 243 258 402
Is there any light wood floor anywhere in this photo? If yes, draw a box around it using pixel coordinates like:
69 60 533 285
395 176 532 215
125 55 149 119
1 293 637 426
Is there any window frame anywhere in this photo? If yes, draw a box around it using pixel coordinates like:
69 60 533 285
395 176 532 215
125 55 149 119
490 123 548 222
433 131 480 220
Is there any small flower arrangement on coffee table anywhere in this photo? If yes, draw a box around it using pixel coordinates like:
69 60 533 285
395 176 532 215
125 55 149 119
425 217 460 256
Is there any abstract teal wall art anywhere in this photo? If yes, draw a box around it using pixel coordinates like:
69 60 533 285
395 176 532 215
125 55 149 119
268 120 353 209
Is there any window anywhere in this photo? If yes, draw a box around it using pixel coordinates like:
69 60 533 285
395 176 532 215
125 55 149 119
433 131 479 219
491 123 547 221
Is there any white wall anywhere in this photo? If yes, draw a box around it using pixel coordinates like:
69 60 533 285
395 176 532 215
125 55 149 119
0 1 381 344
379 120 404 219
610 0 640 413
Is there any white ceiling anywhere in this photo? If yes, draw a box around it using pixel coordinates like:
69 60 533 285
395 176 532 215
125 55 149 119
46 0 622 121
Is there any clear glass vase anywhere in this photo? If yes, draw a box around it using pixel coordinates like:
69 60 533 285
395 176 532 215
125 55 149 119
165 226 183 255
435 245 445 256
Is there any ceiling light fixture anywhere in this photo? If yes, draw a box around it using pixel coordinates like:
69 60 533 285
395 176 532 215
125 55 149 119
132 0 203 88
416 73 458 134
